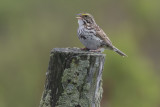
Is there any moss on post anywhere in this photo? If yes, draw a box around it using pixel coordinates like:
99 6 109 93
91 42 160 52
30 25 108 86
39 48 105 107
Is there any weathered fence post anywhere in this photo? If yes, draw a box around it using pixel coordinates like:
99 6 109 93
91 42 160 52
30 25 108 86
39 48 105 107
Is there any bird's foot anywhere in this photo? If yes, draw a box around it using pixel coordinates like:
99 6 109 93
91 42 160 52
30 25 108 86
81 47 89 51
89 48 101 52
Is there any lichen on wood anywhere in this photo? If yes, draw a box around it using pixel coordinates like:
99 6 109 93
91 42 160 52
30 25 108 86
39 48 105 107
40 90 52 107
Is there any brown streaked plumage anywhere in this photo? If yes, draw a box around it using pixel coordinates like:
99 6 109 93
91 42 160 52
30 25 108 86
76 13 127 57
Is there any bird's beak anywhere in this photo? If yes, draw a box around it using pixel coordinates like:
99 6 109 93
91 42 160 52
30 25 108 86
76 16 82 19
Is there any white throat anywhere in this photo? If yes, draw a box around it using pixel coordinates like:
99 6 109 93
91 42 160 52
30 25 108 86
78 19 84 27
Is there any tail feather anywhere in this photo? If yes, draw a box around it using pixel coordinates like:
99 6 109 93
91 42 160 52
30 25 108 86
113 46 127 57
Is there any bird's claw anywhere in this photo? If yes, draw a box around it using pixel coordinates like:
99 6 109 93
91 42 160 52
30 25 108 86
81 48 89 51
89 49 101 52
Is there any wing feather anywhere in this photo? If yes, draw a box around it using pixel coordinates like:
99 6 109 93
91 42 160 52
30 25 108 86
94 25 113 48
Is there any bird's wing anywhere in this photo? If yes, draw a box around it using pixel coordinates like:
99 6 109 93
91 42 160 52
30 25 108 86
94 25 113 48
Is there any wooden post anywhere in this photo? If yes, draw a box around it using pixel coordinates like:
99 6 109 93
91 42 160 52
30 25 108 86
39 48 105 107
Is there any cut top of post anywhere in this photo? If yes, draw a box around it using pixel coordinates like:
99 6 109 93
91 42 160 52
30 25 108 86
52 48 106 57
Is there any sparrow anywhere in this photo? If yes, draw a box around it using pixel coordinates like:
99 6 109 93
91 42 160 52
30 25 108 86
76 13 127 57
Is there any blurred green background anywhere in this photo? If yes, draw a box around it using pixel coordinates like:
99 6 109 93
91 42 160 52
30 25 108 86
0 0 160 107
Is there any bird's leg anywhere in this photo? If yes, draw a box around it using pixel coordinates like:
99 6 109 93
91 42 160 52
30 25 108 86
89 48 101 52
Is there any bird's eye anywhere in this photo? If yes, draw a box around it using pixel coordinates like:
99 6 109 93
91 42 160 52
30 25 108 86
84 15 88 17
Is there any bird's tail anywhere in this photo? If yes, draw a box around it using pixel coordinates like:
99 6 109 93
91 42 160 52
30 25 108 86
113 46 127 57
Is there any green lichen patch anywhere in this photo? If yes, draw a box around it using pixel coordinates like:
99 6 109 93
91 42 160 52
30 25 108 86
39 90 52 107
61 57 89 88
56 57 90 107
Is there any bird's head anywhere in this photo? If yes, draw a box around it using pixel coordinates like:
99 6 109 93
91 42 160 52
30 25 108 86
76 13 96 26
